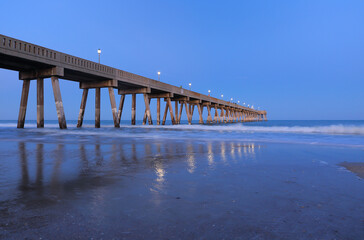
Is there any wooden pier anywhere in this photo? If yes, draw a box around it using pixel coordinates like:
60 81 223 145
0 34 267 128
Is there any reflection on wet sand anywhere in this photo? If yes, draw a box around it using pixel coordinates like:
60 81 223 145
17 141 262 194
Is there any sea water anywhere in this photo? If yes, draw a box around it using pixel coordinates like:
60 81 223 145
0 120 363 239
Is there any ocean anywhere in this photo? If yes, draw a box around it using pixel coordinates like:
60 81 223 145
0 120 363 239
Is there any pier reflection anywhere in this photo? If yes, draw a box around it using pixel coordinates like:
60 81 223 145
16 140 262 196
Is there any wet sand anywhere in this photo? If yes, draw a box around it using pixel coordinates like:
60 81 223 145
0 137 363 239
339 162 364 178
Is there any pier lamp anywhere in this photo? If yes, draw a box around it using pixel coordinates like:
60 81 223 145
238 100 240 104
189 83 191 90
158 71 161 81
221 94 223 99
97 49 101 63
230 98 233 102
248 104 250 107
208 90 211 96
243 102 246 105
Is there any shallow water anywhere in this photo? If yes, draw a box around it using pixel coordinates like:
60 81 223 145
0 120 363 239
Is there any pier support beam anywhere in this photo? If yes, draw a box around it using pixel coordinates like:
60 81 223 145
143 94 153 125
197 104 204 124
157 98 161 125
117 94 125 125
207 105 212 123
95 88 100 128
185 102 191 125
17 80 30 128
175 101 179 123
37 78 44 128
167 98 176 125
108 87 120 128
162 102 168 125
162 98 176 125
131 93 136 125
51 76 67 129
220 108 224 123
77 89 88 128
178 102 184 124
214 106 218 123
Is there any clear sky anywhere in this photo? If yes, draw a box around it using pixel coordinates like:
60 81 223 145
0 0 363 120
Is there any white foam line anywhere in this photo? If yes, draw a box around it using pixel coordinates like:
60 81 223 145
1 123 364 135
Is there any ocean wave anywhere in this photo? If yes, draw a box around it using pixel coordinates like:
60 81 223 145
1 123 364 135
126 124 364 135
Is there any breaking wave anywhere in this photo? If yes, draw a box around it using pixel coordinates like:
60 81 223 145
0 122 364 135
129 124 364 135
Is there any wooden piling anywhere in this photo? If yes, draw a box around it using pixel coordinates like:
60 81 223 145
77 88 88 128
37 78 44 128
95 88 100 128
108 87 120 128
131 93 136 125
17 80 30 128
51 76 67 129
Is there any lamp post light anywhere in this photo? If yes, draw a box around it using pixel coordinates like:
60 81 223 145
189 83 191 90
238 100 240 104
208 90 211 96
243 102 246 106
230 98 233 102
221 94 223 99
157 71 161 81
97 49 101 64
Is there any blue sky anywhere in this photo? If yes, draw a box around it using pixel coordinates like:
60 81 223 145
0 0 363 120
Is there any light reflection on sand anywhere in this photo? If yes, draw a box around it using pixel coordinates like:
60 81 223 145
15 140 260 193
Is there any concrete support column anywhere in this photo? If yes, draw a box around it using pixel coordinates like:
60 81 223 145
37 78 44 128
131 93 136 125
207 105 212 123
184 102 191 125
157 98 161 125
214 107 218 123
167 98 176 125
162 100 168 125
108 87 120 128
51 76 67 129
77 89 88 128
117 94 125 125
178 102 184 124
95 88 100 128
197 104 204 124
175 101 178 123
17 80 30 128
143 94 153 125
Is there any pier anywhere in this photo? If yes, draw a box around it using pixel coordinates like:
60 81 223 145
0 34 267 129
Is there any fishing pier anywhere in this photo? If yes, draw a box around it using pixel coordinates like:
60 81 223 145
0 34 267 129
